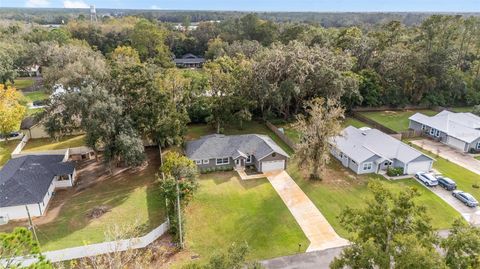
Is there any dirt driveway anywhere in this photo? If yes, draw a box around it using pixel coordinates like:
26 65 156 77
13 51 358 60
412 139 480 175
414 178 480 226
267 171 349 252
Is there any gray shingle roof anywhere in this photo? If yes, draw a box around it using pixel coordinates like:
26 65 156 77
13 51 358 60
174 54 205 64
20 117 38 130
185 134 289 161
331 126 433 164
409 110 480 143
0 155 75 207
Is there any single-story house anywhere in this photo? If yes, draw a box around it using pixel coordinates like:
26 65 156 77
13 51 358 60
330 126 434 175
185 134 289 173
0 154 76 223
409 110 480 153
173 53 205 68
20 117 50 139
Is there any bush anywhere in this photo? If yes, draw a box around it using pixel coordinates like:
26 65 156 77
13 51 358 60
387 167 404 177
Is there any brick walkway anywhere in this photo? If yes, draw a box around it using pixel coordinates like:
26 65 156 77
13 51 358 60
267 171 349 252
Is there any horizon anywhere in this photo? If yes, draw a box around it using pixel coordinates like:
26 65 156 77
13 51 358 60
1 0 480 13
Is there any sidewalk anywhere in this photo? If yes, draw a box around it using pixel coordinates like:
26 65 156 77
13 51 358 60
267 171 349 252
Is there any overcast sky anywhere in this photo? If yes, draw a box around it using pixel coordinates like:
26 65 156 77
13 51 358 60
1 0 480 12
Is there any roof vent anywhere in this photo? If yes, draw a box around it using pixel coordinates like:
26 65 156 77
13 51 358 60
362 132 367 136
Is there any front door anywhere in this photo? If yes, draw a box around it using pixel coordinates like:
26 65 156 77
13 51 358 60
235 159 243 169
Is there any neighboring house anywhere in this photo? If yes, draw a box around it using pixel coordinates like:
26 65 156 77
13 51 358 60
330 126 434 175
409 110 480 153
0 153 76 223
185 134 289 173
20 117 50 139
173 53 205 68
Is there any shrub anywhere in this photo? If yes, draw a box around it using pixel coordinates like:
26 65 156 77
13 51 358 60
473 184 479 189
387 167 404 177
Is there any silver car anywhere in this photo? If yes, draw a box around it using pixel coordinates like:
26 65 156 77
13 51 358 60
452 190 479 207
415 172 438 187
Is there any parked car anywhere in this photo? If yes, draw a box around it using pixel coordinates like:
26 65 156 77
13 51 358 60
415 172 438 187
452 190 479 207
436 176 457 190
0 132 21 139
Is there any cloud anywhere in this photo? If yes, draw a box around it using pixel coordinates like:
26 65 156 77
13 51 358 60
63 0 89 8
25 0 50 7
151 5 160 9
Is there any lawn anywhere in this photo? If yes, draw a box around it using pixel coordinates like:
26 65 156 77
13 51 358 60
22 135 86 152
186 121 293 155
22 90 49 103
450 107 473 113
287 160 461 238
6 79 34 90
359 110 438 132
184 172 309 262
0 150 165 251
411 144 480 201
0 141 18 167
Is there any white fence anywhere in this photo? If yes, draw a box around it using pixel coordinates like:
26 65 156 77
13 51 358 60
6 220 169 267
10 133 30 156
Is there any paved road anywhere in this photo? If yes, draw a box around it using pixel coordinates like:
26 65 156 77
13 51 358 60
412 139 480 175
261 246 345 269
267 171 349 252
414 177 480 226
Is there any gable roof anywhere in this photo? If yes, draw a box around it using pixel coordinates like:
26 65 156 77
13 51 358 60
409 110 480 143
0 155 75 207
331 126 433 164
185 134 289 161
174 53 205 64
20 116 39 130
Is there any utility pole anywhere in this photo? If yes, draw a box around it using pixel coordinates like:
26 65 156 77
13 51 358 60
176 179 184 249
25 205 39 245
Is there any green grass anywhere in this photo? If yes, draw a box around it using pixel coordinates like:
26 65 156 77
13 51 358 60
0 141 17 167
185 172 309 262
475 156 480 161
6 79 34 90
450 107 473 113
343 117 372 129
411 145 480 201
22 135 86 152
0 153 165 251
22 90 48 103
186 121 293 155
287 160 461 238
359 110 439 132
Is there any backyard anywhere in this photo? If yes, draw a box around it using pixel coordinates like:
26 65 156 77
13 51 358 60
0 141 17 167
0 149 165 251
22 90 48 103
6 78 35 90
184 172 309 263
287 159 462 237
358 110 439 132
22 135 86 152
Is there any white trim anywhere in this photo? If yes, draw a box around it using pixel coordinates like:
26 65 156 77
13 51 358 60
216 157 229 165
476 142 480 150
195 160 202 165
202 159 209 164
362 162 373 171
257 151 288 161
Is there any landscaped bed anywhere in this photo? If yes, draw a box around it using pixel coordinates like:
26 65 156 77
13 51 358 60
287 160 462 237
22 135 86 152
358 110 439 132
184 171 309 262
0 149 166 251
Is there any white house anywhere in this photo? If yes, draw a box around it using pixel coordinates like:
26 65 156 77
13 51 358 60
409 110 480 153
330 126 434 175
0 154 76 224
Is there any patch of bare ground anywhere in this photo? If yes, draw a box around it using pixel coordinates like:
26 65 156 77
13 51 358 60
294 159 367 187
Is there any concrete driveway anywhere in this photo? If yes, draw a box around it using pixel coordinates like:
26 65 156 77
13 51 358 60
267 171 349 252
411 139 480 175
261 246 345 269
414 178 480 226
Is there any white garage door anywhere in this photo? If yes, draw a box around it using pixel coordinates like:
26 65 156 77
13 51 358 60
406 161 432 174
261 160 285 172
447 136 466 151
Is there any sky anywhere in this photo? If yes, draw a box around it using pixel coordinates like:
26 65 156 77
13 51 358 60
1 0 480 12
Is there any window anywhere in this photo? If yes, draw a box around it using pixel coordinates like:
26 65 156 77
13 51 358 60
216 157 229 165
351 160 356 164
195 160 202 165
202 159 209 164
246 155 252 163
430 128 435 135
363 162 373 171
421 125 426 131
435 130 440 137
476 142 480 150
272 153 277 157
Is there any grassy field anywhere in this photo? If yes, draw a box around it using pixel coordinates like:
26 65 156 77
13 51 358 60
0 151 165 251
22 135 86 152
186 121 293 155
287 160 461 237
359 110 438 132
411 144 480 201
450 107 473 113
185 172 309 262
0 141 17 167
22 90 48 103
6 79 35 90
